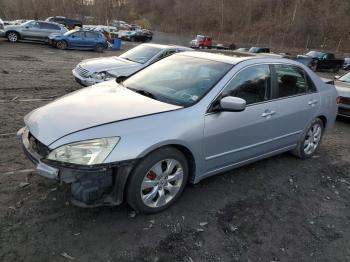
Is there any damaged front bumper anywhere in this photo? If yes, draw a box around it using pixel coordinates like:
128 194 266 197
18 127 136 207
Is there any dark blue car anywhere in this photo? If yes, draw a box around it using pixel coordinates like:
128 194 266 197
48 29 108 52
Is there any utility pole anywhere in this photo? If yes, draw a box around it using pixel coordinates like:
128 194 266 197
220 0 224 40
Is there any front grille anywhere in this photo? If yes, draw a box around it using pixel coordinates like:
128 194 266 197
75 65 91 78
340 96 350 106
29 132 50 158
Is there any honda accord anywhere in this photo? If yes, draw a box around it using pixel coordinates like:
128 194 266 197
19 52 338 213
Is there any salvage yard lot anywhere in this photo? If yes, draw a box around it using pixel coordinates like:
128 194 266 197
0 38 350 262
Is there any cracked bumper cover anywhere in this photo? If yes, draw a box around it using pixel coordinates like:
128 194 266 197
18 127 136 207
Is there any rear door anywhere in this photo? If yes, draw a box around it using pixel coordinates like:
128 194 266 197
38 22 60 40
269 63 320 147
84 32 98 48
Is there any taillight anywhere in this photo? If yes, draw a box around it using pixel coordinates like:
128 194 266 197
336 96 340 104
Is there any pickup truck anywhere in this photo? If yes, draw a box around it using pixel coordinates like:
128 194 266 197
297 51 344 72
190 35 212 49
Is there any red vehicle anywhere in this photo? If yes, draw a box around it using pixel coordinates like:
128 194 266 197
190 35 212 49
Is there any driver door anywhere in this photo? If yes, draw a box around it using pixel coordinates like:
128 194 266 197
68 32 85 48
21 21 42 40
203 64 282 174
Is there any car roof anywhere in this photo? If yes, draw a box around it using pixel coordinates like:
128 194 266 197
177 51 300 66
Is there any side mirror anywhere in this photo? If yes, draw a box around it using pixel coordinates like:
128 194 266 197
116 76 127 83
219 96 246 112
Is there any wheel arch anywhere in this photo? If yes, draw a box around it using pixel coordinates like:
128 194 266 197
6 30 21 39
136 142 197 183
317 115 327 128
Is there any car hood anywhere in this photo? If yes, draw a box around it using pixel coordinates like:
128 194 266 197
24 81 182 146
335 81 350 97
79 56 140 72
4 25 20 31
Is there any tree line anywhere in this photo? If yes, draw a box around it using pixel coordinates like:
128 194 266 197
0 0 349 52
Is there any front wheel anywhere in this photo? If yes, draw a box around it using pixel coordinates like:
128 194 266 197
126 147 189 214
7 32 19 43
56 40 67 50
291 118 324 159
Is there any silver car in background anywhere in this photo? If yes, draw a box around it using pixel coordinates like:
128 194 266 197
4 20 67 43
334 72 350 118
0 18 4 37
19 52 338 213
72 43 192 86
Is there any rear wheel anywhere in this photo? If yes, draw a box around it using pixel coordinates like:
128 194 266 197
126 147 189 214
7 32 19 43
56 40 67 50
95 44 104 53
291 118 324 159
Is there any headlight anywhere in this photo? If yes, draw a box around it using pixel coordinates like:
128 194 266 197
91 72 114 81
47 137 120 165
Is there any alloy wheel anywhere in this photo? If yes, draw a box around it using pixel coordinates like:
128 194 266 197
140 159 184 208
303 123 322 155
8 33 18 42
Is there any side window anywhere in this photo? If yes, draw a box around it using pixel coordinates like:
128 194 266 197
39 22 60 30
85 32 97 38
275 64 315 98
70 32 84 38
28 21 40 28
222 64 271 105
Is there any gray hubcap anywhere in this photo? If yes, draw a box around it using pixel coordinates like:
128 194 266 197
141 159 184 208
304 123 322 155
8 33 17 42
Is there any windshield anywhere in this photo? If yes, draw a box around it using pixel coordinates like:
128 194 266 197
123 55 233 106
196 35 205 40
306 51 325 59
339 72 350 84
120 45 161 64
64 30 76 36
21 20 33 26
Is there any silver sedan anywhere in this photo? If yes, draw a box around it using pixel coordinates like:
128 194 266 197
19 52 338 213
4 20 67 43
334 72 350 118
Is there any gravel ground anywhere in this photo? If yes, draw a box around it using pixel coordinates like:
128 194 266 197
0 37 349 262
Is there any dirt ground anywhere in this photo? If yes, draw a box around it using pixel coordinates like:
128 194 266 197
0 37 349 262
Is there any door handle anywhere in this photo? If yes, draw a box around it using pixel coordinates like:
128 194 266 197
261 110 276 118
308 99 318 106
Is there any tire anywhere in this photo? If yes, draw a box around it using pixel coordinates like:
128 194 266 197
95 44 104 53
56 40 67 50
310 62 318 72
7 32 19 43
199 45 204 49
291 118 324 159
126 147 189 214
332 64 340 73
